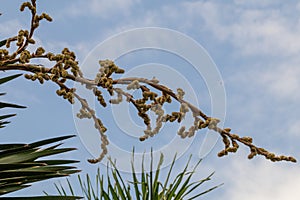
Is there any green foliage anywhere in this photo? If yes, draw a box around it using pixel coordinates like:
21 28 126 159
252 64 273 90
0 74 25 128
0 73 81 199
0 135 81 199
51 152 222 200
0 40 6 48
0 197 81 200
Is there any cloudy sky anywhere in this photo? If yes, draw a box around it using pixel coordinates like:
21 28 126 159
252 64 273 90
1 0 300 199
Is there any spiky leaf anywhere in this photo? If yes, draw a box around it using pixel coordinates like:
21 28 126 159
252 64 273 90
0 39 7 48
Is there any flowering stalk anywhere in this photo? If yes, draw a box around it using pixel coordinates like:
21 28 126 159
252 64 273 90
0 0 296 163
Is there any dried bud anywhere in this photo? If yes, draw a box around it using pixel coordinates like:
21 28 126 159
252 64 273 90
218 150 228 157
180 103 189 113
224 128 231 132
222 135 230 148
100 126 107 133
127 80 140 90
151 77 159 83
28 38 35 44
37 75 44 84
248 153 255 159
288 157 297 163
42 13 53 21
139 135 148 141
20 2 31 11
115 68 125 74
231 134 239 139
266 153 275 159
109 99 121 104
176 88 185 99
242 136 253 143
61 70 68 78
227 147 238 153
232 140 239 148
177 126 186 136
24 74 32 79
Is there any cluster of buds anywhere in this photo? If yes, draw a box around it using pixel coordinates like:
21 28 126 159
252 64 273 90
139 103 166 141
96 76 113 91
24 72 50 84
217 127 239 157
20 50 31 63
88 117 109 164
151 103 165 116
165 112 184 123
266 153 296 162
177 126 196 138
180 103 189 115
207 117 221 130
138 110 151 126
109 88 123 104
0 49 9 60
35 47 45 56
150 76 159 84
98 59 124 76
21 1 52 29
94 118 107 134
93 87 106 107
47 48 81 78
20 1 35 12
249 146 297 162
88 136 109 164
34 12 52 24
16 30 32 47
176 88 185 100
177 116 211 138
218 139 239 157
56 88 75 104
95 60 125 95
155 93 172 104
77 108 93 119
127 80 140 90
143 91 158 101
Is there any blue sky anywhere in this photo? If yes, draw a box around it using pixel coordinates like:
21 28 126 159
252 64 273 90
1 0 300 199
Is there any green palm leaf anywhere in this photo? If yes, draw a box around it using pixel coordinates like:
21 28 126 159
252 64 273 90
0 74 25 128
0 135 81 199
0 39 7 48
0 74 23 85
0 196 81 200
0 103 26 109
50 151 221 199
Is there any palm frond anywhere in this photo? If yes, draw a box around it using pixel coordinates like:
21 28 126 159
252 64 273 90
0 74 25 128
0 135 81 199
50 151 221 199
0 74 23 85
0 39 7 48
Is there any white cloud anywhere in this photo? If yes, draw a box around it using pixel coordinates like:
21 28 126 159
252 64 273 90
226 59 300 104
0 19 23 37
64 0 140 18
233 0 282 7
222 159 300 200
228 14 300 56
258 63 300 102
167 1 300 105
288 119 300 138
181 1 300 57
